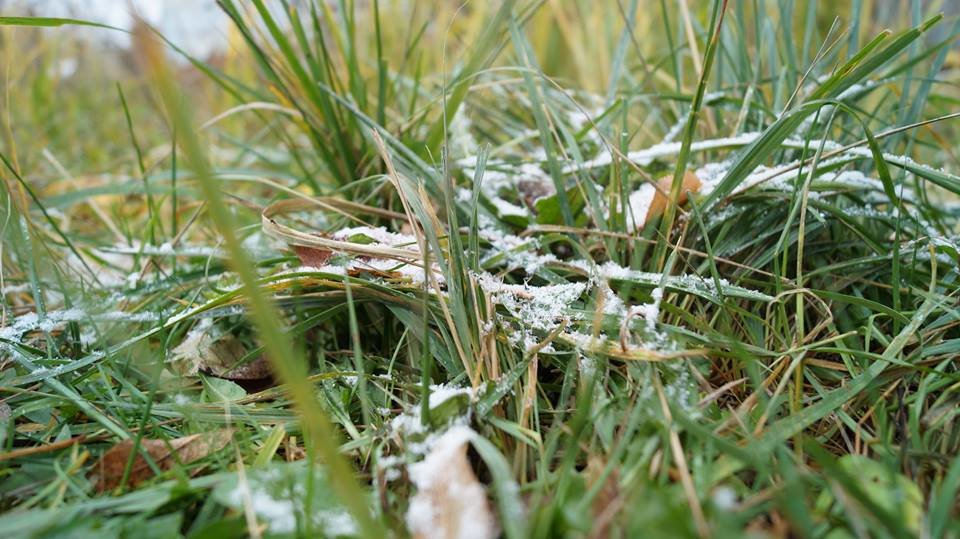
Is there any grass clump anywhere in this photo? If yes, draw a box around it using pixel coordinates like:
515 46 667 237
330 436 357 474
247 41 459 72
2 1 960 537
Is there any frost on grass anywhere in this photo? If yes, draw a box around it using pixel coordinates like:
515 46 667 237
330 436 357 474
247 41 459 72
57 239 227 293
474 261 704 355
271 122 818 366
281 225 447 287
629 286 664 335
0 307 163 349
389 383 474 450
568 131 762 171
427 383 473 409
598 261 773 302
103 242 223 258
448 108 478 158
331 226 418 248
469 247 771 356
480 231 559 275
477 275 586 333
289 257 444 287
459 156 556 221
477 273 588 351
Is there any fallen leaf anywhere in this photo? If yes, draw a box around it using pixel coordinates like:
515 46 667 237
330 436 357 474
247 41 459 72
169 320 271 380
203 376 247 402
406 426 497 539
201 336 272 380
292 244 333 267
89 429 232 492
646 170 702 223
518 176 556 208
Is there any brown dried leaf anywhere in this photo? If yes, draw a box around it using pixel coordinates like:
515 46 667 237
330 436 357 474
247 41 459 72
89 429 232 492
407 427 497 539
202 336 272 380
293 244 333 267
169 322 271 380
646 170 702 223
518 177 556 209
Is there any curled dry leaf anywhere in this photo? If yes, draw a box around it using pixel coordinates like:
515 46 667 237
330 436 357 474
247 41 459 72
406 426 497 539
89 429 232 492
646 170 702 224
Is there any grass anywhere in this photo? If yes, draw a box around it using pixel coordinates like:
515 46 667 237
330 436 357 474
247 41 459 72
1 1 960 537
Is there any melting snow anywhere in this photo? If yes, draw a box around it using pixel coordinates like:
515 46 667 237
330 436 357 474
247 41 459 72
228 482 297 534
0 308 162 345
625 183 656 231
567 132 762 172
103 243 222 258
1 283 31 295
405 426 497 539
428 383 472 409
331 226 418 248
389 384 474 444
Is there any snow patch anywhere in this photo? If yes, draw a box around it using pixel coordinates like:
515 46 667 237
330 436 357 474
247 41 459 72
625 183 656 231
405 426 497 539
228 482 297 534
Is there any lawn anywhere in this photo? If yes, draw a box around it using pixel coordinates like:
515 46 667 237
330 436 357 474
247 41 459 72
1 1 959 537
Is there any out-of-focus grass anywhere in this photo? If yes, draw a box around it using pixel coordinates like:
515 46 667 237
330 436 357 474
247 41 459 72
1 1 960 538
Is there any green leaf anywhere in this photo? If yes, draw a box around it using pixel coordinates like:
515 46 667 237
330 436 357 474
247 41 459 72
202 376 247 403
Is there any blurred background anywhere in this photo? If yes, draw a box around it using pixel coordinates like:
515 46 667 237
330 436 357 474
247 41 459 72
3 0 230 57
